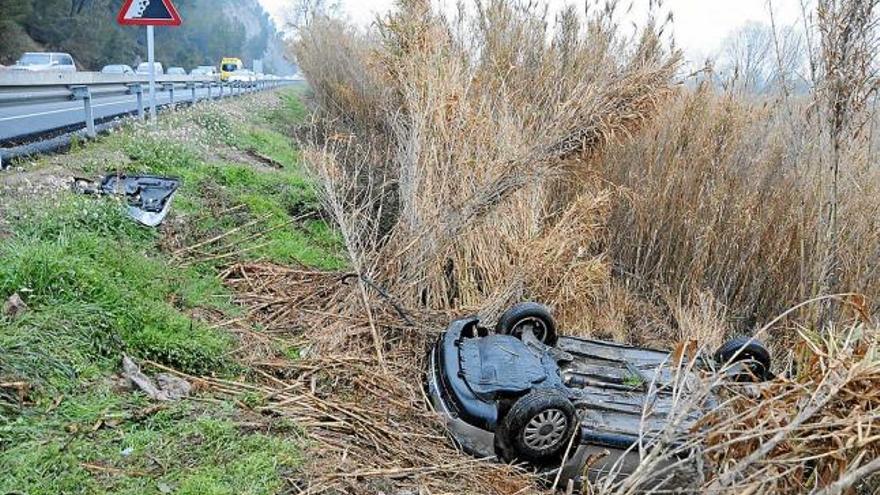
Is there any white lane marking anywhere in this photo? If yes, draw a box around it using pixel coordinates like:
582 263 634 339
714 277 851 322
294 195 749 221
0 99 138 123
0 90 208 123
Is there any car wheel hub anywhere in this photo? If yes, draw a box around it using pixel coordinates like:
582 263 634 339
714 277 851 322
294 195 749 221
512 317 548 342
523 409 567 449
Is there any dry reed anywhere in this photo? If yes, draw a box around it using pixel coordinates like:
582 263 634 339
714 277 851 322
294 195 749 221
295 0 680 332
264 0 880 493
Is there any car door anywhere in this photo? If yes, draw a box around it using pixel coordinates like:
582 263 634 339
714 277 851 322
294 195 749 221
60 55 76 72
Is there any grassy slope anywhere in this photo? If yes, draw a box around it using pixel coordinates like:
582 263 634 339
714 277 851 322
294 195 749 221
0 89 335 494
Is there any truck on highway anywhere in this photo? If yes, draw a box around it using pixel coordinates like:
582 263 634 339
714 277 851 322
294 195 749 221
220 57 243 82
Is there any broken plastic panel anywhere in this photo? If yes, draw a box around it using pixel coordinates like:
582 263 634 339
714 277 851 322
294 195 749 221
73 174 180 227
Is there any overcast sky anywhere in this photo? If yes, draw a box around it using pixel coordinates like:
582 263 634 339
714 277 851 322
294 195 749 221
258 0 807 61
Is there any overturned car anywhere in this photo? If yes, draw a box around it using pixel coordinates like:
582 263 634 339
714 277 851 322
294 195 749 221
426 302 771 488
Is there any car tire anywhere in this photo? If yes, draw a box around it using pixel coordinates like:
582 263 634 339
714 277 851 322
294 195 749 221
495 389 579 465
496 302 558 346
714 336 771 381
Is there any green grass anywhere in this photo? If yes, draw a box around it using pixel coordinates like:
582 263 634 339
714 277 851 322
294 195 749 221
0 387 302 495
0 198 234 385
106 100 345 270
623 374 645 388
0 89 326 494
263 90 309 131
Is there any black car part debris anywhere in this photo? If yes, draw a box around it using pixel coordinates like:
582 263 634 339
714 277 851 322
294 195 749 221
73 174 180 227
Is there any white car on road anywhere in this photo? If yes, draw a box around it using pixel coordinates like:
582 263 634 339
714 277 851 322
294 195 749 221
13 52 77 72
101 64 135 75
136 62 164 75
228 69 257 87
191 66 219 79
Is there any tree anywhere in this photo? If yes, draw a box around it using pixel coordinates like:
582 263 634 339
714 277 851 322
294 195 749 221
0 0 33 22
716 21 807 94
283 0 340 36
1 0 289 70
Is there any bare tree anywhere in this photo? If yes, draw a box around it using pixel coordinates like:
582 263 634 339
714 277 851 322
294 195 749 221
283 0 341 35
716 21 807 94
718 21 774 92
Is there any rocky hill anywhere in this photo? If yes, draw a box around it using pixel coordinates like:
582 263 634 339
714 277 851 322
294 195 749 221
0 0 292 73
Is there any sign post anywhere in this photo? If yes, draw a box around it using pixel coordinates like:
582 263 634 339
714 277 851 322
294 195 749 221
147 25 156 120
117 0 183 121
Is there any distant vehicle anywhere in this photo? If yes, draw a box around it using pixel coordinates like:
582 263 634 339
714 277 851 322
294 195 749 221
136 62 164 75
166 67 186 76
101 64 135 75
13 52 77 72
191 65 218 77
220 57 243 82
228 69 257 87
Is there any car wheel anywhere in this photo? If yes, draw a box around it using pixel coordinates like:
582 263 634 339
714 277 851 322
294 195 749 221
714 336 771 381
495 389 579 465
496 302 558 346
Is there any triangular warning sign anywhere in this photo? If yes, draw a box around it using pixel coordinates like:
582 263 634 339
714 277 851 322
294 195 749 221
117 0 182 26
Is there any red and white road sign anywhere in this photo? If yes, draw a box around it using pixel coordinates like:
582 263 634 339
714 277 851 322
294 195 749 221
117 0 182 26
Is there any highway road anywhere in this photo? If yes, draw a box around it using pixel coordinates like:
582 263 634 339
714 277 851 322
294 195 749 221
0 85 227 142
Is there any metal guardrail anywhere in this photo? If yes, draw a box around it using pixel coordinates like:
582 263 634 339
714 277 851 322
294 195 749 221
0 72 300 138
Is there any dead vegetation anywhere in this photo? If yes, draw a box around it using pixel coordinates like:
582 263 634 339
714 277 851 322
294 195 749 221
220 262 537 494
297 0 680 331
226 0 880 493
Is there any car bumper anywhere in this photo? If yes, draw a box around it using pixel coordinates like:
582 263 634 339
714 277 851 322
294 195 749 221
426 335 497 458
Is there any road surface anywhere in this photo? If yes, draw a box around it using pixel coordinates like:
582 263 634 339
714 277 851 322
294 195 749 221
0 85 232 142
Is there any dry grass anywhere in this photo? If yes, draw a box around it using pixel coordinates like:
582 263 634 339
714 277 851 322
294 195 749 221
271 0 880 493
295 0 680 331
596 88 880 342
701 324 880 493
220 262 538 494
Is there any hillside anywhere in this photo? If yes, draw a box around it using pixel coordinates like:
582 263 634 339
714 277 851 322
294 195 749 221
0 0 289 72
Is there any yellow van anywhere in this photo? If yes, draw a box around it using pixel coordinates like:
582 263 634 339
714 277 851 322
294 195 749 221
220 57 243 81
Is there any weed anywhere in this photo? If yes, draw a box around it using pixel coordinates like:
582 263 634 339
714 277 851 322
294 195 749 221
264 89 309 131
623 374 644 388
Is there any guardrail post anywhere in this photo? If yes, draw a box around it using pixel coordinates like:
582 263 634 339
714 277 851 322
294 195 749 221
164 83 175 106
70 85 95 138
219 84 224 99
128 84 145 120
188 83 197 104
